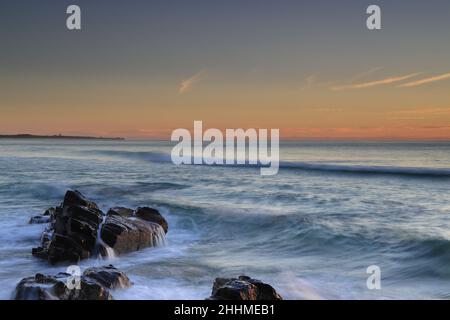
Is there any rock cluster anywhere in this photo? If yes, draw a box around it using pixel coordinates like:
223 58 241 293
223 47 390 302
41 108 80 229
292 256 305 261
17 190 284 300
32 190 168 264
209 275 283 300
14 265 131 300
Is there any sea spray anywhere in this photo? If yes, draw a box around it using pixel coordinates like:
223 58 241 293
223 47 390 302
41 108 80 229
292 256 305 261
148 223 168 247
96 214 116 259
101 245 116 259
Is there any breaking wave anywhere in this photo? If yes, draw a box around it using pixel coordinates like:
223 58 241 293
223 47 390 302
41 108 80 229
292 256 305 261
82 149 450 177
279 161 450 177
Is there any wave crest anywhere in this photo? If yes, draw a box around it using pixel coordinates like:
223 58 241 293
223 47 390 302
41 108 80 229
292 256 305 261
81 150 450 177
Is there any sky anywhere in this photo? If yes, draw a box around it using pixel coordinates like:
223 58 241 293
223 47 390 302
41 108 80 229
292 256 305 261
1 0 450 140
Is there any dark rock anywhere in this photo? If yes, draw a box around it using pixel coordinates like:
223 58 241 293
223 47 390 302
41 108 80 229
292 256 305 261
107 207 134 217
13 265 130 300
31 228 53 259
245 277 283 300
42 208 54 216
135 207 168 233
63 190 99 210
32 190 168 263
83 265 132 289
209 276 282 300
46 234 91 264
214 279 258 300
13 273 111 300
101 213 166 255
29 215 51 224
31 246 48 260
29 207 56 224
14 273 64 300
32 190 103 264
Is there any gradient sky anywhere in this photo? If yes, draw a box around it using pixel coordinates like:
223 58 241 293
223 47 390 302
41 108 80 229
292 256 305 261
1 0 450 139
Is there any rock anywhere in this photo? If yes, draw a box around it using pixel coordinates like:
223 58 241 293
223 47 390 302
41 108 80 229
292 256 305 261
209 276 283 300
42 207 56 217
29 215 51 224
14 273 112 300
32 190 168 263
32 190 103 264
101 212 166 255
13 265 130 300
14 273 64 300
63 190 99 210
46 233 92 263
213 279 258 300
29 207 55 224
135 207 168 233
241 276 283 300
83 265 132 289
107 207 134 217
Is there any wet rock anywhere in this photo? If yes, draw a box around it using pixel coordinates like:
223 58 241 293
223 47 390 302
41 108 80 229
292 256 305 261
29 215 51 224
107 207 134 217
14 273 66 300
46 233 92 263
63 190 99 210
135 206 168 233
13 265 130 300
44 207 55 216
83 265 132 289
209 276 282 300
101 212 166 255
14 273 111 300
32 190 168 263
32 190 103 264
29 207 55 224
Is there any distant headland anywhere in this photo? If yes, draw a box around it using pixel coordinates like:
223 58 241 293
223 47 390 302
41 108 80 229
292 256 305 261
0 134 125 141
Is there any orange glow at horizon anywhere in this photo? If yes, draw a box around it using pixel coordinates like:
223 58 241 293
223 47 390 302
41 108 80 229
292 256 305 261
1 70 450 141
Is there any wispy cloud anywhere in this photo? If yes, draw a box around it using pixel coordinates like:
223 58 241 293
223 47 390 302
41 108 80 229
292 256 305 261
388 108 450 116
349 67 383 82
179 70 206 94
300 75 334 90
300 75 317 90
281 125 450 140
398 72 450 88
330 73 420 91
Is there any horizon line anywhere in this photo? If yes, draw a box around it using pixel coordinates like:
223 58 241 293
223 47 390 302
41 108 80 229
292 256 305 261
1 133 449 142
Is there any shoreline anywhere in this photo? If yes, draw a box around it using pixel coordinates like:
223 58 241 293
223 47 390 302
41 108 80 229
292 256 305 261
0 134 124 141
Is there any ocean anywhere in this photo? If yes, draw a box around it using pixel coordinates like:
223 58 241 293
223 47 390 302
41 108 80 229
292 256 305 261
0 139 449 299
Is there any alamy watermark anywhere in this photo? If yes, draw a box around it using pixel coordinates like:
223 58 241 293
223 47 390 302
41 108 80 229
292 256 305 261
171 121 280 176
366 265 381 290
366 5 382 30
66 5 81 30
66 265 82 290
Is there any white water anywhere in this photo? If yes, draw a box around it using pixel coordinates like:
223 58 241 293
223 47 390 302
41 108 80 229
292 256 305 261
96 214 116 260
149 223 168 247
101 246 116 260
